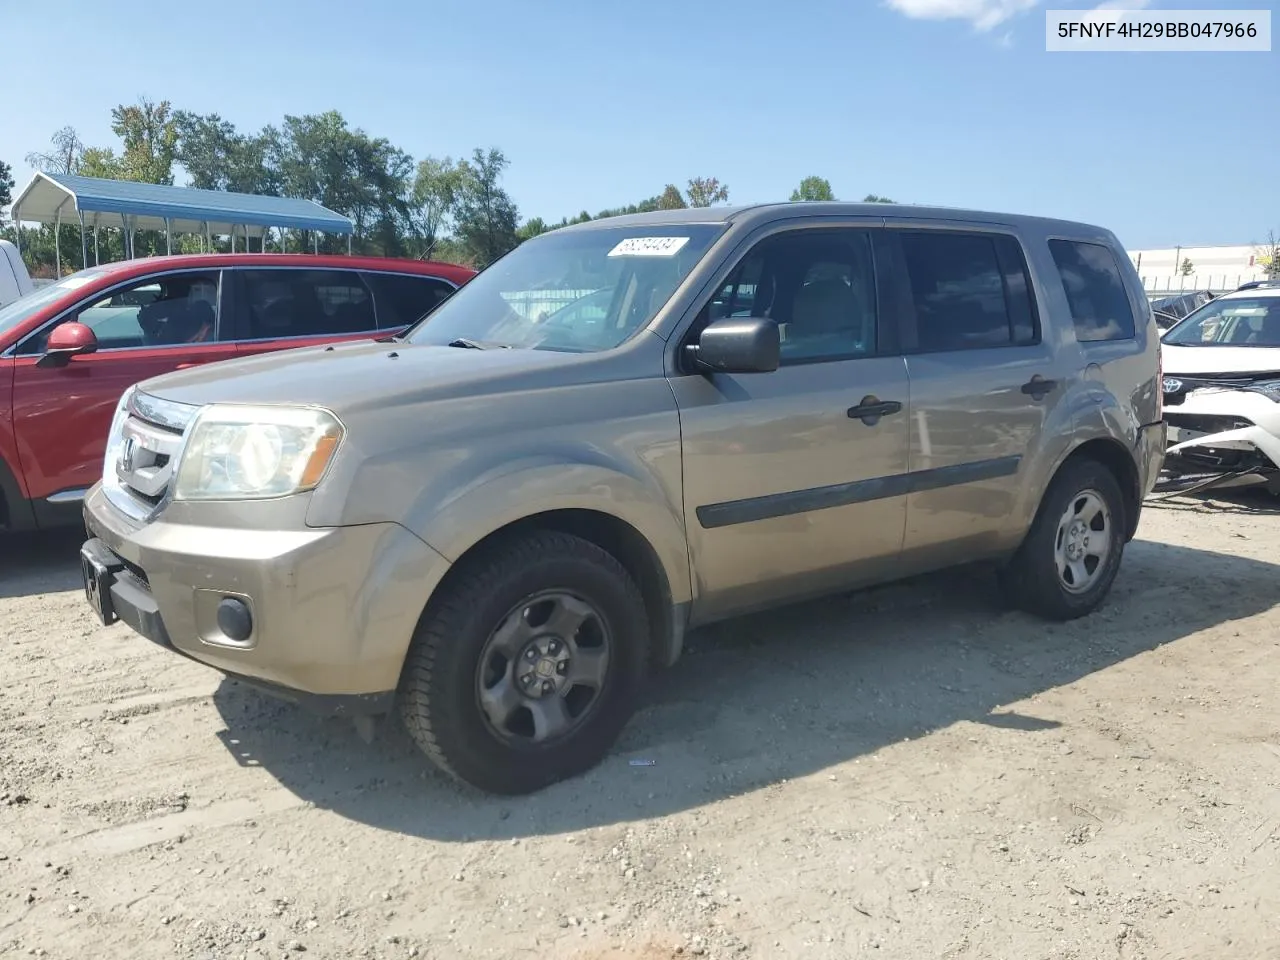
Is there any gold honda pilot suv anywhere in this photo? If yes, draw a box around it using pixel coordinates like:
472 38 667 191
80 203 1166 794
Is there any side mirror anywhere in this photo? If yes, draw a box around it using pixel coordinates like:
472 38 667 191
687 317 780 374
36 322 98 369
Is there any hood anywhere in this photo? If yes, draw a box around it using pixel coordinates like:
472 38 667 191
135 338 607 415
1160 342 1280 379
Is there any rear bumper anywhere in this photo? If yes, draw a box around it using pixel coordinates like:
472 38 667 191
81 483 453 715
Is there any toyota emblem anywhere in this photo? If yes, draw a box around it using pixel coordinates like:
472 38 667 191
1162 377 1183 395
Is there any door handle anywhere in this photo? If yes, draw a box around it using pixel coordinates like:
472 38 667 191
847 395 903 426
1020 376 1058 401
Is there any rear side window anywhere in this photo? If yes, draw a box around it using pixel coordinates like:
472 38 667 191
1048 239 1136 342
898 231 1039 353
362 272 456 329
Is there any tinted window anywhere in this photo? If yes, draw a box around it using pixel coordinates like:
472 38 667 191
240 270 376 339
363 272 455 329
707 230 878 364
1048 239 1136 342
16 271 220 355
899 232 1037 353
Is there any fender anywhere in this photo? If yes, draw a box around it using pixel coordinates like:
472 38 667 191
409 458 694 610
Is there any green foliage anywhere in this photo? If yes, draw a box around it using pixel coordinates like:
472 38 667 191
686 176 729 208
790 176 835 202
657 184 686 210
110 97 179 184
0 159 13 214
862 193 895 203
1179 258 1195 276
452 148 520 268
412 156 465 256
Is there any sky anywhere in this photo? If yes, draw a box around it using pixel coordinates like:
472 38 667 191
0 0 1275 249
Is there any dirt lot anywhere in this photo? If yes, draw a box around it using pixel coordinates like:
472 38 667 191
3 498 1280 960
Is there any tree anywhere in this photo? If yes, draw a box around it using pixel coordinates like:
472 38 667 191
412 156 464 256
25 126 84 174
1180 257 1195 276
686 176 729 208
0 159 13 215
790 176 835 202
1256 230 1280 280
517 217 549 241
173 111 281 195
863 194 895 203
110 98 180 184
453 147 520 268
77 147 122 179
657 184 687 210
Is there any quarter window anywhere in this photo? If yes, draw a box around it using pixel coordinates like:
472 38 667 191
362 273 456 329
1048 239 1136 342
898 231 1038 353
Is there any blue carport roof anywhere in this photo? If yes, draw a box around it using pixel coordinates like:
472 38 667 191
12 172 354 236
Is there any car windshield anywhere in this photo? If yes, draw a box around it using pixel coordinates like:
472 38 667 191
1163 296 1280 347
0 268 111 342
404 224 724 352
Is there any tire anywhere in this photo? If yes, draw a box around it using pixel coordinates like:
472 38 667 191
1000 458 1127 621
398 530 650 794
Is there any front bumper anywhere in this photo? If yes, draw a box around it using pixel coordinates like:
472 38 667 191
81 484 453 715
1158 388 1280 490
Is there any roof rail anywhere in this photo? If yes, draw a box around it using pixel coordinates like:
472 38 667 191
1237 279 1280 290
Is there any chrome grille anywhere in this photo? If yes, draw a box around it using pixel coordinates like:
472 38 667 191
103 390 199 521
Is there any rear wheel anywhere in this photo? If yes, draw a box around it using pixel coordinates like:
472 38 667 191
1000 458 1127 621
399 530 650 794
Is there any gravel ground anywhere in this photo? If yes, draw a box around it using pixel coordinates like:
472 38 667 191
3 496 1280 960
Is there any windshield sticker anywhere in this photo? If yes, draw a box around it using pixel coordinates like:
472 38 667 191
607 236 690 258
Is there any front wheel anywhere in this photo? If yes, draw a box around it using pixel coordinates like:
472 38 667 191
398 530 650 794
1000 458 1127 621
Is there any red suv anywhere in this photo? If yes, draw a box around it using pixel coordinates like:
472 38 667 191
0 254 475 531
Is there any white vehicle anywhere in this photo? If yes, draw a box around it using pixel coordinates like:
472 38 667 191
1159 282 1280 495
0 240 34 308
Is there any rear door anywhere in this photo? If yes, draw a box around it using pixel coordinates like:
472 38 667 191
888 225 1075 573
10 269 237 506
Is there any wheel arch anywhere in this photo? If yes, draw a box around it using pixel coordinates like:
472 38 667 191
0 453 35 531
408 464 693 669
1050 437 1142 541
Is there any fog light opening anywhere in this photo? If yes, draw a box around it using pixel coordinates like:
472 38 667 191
216 597 254 644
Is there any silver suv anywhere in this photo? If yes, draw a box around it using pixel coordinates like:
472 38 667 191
79 203 1166 794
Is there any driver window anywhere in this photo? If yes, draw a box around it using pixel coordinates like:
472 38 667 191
696 229 878 364
17 271 221 355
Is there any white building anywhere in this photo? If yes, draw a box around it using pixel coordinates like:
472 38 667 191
1126 243 1275 294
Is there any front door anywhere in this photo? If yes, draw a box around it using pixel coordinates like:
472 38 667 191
10 269 237 509
670 226 912 622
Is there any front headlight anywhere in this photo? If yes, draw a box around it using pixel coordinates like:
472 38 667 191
173 404 344 501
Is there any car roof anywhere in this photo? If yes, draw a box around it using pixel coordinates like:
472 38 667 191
551 201 1116 238
84 253 475 281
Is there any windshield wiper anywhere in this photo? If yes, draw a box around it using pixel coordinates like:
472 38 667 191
446 337 487 350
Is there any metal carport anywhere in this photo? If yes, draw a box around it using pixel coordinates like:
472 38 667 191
10 172 356 276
